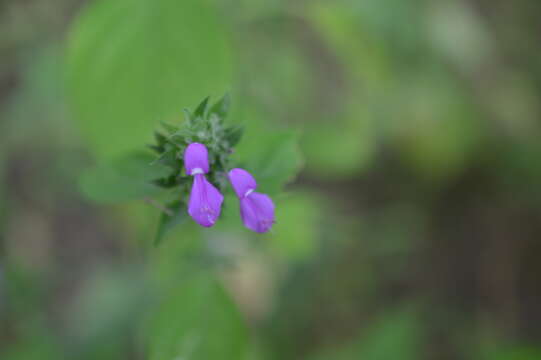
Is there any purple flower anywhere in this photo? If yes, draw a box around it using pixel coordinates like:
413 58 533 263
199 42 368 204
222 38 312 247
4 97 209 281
228 168 275 233
184 143 223 227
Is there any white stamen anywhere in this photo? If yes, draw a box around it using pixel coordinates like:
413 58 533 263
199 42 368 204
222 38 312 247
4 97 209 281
244 189 254 197
191 168 204 175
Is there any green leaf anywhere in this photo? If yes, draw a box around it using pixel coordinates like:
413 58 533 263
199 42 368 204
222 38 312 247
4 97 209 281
239 130 303 195
147 272 247 360
160 122 180 136
67 0 233 159
224 125 244 147
147 144 163 154
154 201 188 246
210 93 231 120
183 108 193 123
151 145 180 169
79 152 172 203
115 152 172 180
193 96 210 119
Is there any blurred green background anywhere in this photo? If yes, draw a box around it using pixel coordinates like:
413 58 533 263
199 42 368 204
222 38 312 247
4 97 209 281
2 0 541 359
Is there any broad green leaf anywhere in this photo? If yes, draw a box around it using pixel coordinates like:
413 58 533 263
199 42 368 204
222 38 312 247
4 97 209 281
154 200 188 246
147 272 247 360
67 0 233 159
237 128 303 195
79 152 172 203
115 152 173 181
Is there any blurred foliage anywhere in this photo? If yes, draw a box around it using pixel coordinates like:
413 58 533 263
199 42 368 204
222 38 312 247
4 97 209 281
79 151 172 203
1 0 541 359
269 192 320 261
308 308 422 360
146 272 247 360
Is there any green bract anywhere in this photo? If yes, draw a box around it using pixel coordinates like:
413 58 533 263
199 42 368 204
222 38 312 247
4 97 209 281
148 95 241 196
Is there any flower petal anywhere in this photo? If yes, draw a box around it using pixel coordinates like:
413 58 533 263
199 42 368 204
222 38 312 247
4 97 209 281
228 168 257 198
239 192 275 233
184 143 209 175
188 174 223 227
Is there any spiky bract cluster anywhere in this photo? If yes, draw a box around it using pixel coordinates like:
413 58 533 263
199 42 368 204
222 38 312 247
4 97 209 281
148 95 243 197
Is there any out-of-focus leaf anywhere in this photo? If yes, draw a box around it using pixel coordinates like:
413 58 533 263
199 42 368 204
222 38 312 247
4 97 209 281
301 112 375 178
115 152 173 180
237 129 303 195
269 193 320 261
355 308 422 360
224 125 244 147
67 0 233 159
79 152 172 203
147 272 247 360
309 308 422 360
154 201 188 247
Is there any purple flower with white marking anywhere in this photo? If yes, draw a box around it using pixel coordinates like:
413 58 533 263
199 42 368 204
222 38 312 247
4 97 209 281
184 143 223 227
228 168 275 233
